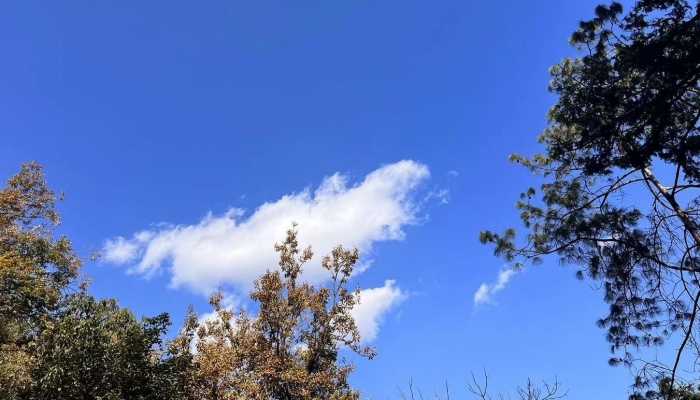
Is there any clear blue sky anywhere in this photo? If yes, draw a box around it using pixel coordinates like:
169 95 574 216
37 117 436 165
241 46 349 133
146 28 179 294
1 1 642 398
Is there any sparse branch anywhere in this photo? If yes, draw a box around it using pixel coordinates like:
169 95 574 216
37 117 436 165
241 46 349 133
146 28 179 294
467 372 566 400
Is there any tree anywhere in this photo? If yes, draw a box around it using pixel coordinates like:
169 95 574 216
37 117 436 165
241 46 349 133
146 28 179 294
0 163 191 399
175 225 374 400
643 377 700 400
396 373 567 400
467 372 566 400
30 292 187 400
0 164 373 399
0 163 80 398
480 0 699 397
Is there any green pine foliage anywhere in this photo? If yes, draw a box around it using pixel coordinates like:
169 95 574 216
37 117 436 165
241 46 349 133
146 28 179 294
482 0 700 397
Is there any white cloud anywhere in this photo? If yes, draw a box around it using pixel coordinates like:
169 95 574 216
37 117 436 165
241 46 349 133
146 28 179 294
473 268 518 306
351 280 406 342
103 237 139 264
102 160 430 295
102 231 155 264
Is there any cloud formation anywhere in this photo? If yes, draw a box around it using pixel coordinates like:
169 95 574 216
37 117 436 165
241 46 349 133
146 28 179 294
352 280 406 342
102 160 430 295
473 269 518 306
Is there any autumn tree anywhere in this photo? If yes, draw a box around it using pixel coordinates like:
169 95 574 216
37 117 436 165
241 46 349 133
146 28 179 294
176 225 374 400
0 163 80 398
481 0 699 397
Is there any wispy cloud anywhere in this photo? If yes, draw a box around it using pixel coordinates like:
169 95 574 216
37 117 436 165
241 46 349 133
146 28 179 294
102 160 430 295
473 268 518 306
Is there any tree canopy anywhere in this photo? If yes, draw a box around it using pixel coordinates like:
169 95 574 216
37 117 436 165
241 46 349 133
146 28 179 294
482 0 699 397
175 226 374 400
0 163 80 398
30 293 186 400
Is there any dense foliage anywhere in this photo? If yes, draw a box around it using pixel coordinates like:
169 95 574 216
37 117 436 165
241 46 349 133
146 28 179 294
30 293 187 400
481 0 700 397
0 163 80 398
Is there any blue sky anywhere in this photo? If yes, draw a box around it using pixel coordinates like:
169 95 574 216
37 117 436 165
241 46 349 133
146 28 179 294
1 1 644 398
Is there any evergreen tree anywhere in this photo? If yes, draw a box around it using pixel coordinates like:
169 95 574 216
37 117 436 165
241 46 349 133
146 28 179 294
481 0 700 396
